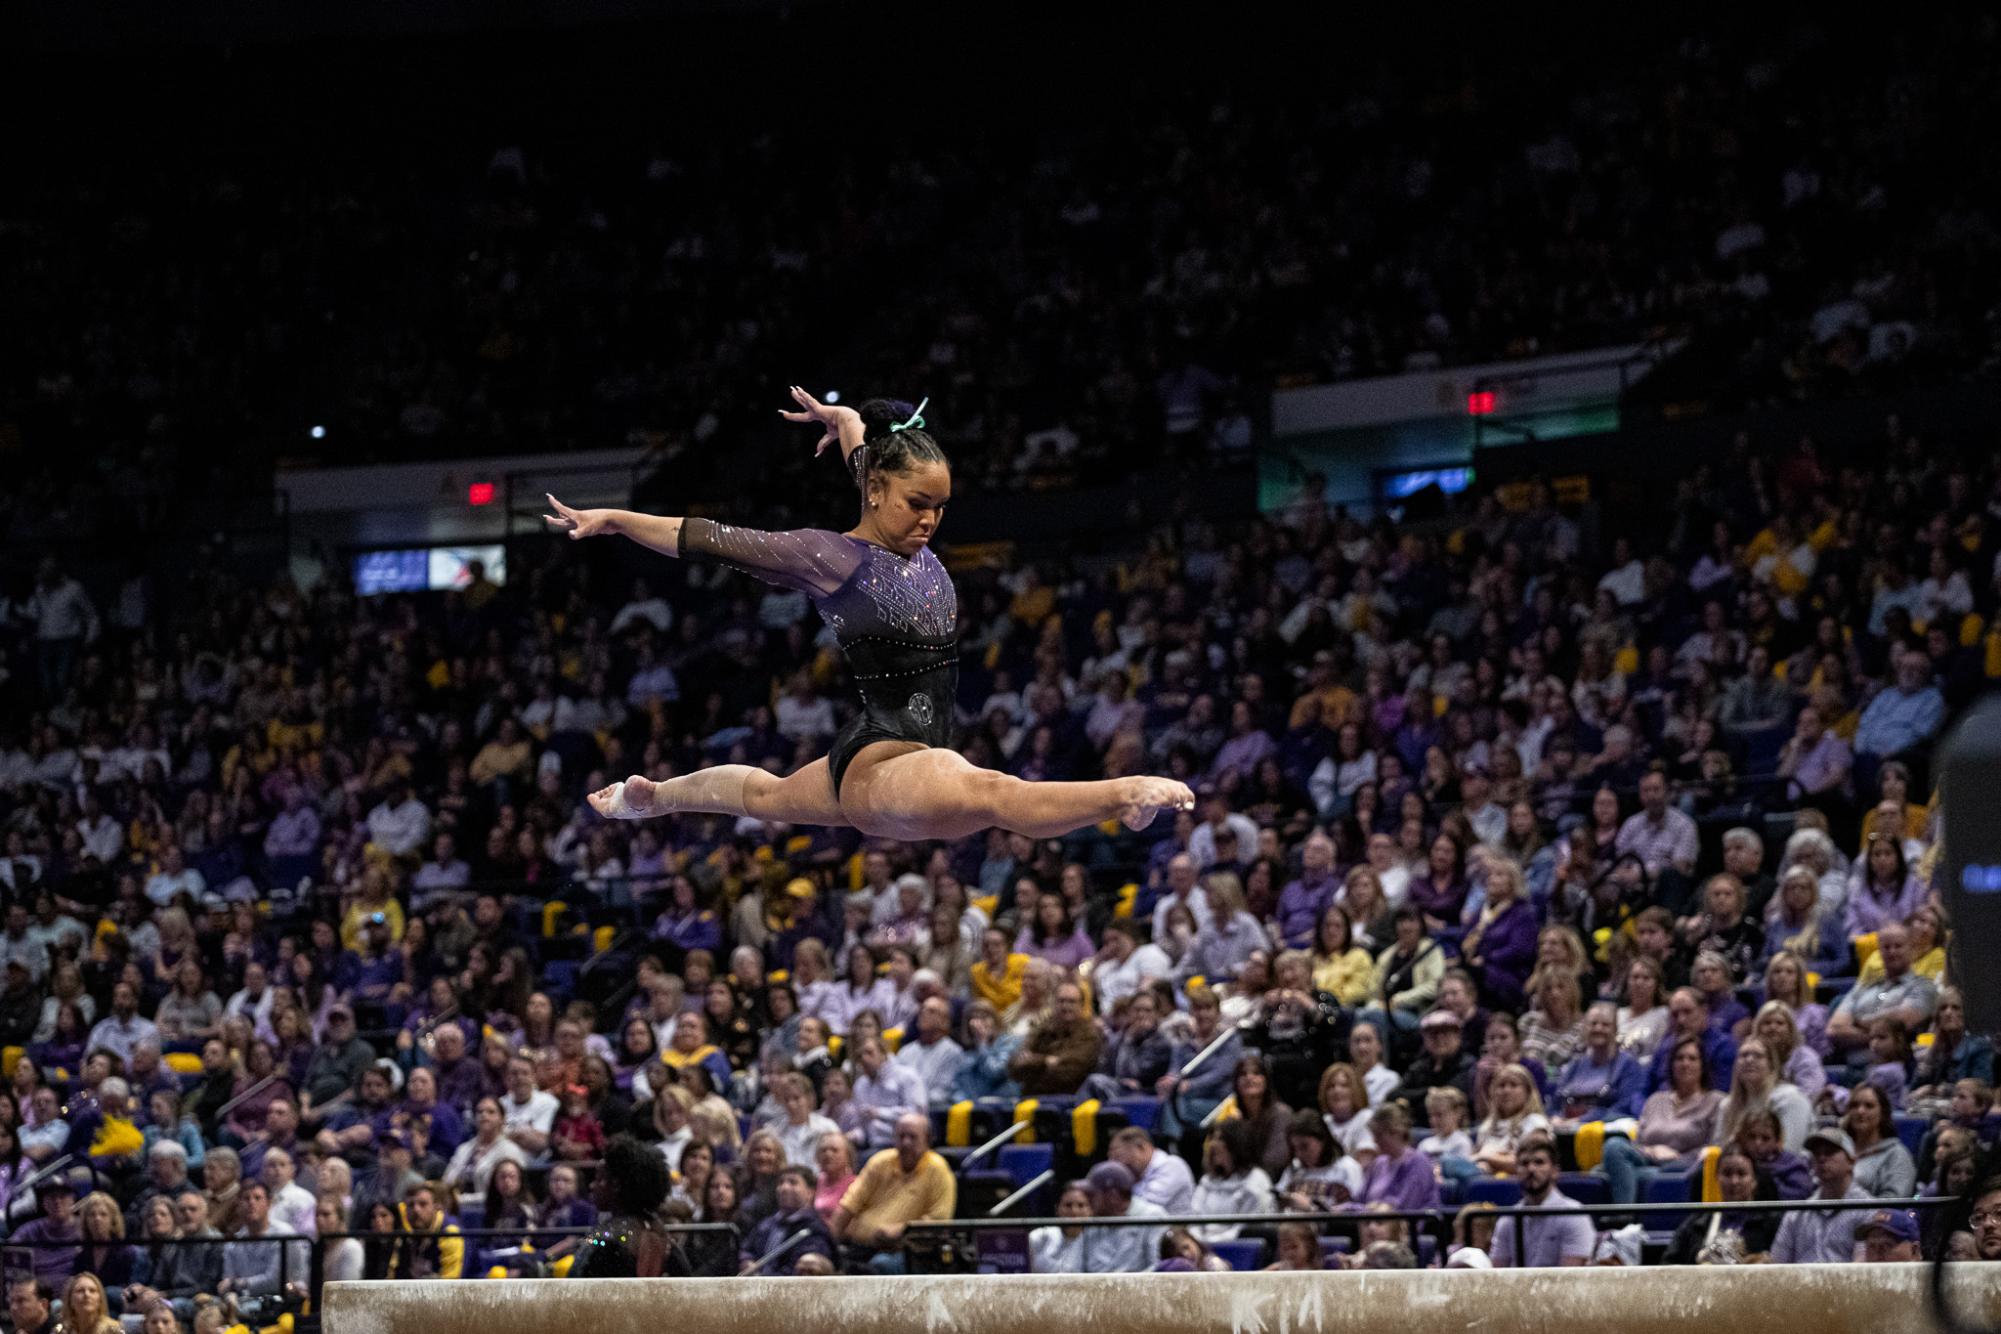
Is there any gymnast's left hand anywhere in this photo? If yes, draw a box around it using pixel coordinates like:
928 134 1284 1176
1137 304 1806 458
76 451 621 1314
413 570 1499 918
778 386 862 456
543 493 614 539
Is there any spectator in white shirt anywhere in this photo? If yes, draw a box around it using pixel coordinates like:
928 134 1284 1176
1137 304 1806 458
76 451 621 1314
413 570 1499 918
499 1055 558 1158
261 1148 319 1237
26 558 98 695
0 906 48 984
75 793 123 864
609 578 673 636
775 670 837 744
1107 1127 1195 1214
143 844 206 909
893 997 965 1110
1150 854 1213 944
365 779 431 859
410 832 472 910
1187 790 1258 871
1089 919 1171 1014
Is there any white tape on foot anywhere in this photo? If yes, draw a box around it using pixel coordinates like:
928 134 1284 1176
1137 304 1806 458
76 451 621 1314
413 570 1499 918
600 780 648 820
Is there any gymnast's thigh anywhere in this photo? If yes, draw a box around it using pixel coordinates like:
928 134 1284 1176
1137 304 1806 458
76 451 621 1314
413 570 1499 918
837 742 989 839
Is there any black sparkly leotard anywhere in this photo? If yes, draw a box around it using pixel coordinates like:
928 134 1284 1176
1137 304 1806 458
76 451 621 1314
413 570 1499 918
677 518 958 796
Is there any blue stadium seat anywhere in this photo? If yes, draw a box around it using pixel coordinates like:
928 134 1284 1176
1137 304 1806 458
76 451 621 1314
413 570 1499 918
1109 1096 1161 1133
1210 1238 1265 1271
1462 1176 1522 1207
1894 1114 1927 1157
998 1142 1053 1190
1641 1168 1698 1232
1557 1172 1610 1206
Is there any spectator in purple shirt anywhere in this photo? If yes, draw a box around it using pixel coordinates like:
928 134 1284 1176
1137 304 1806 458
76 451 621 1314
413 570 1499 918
651 877 724 955
1272 832 1337 950
1843 835 1925 939
1208 701 1277 787
1356 1103 1439 1211
1014 896 1094 971
1406 834 1470 931
1460 857 1538 1011
1551 1003 1646 1125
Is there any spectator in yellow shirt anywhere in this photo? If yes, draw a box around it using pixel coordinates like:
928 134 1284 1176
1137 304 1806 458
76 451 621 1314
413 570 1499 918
831 1112 956 1274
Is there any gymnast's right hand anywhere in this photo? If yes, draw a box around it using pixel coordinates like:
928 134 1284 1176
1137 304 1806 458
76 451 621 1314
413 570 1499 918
543 493 615 540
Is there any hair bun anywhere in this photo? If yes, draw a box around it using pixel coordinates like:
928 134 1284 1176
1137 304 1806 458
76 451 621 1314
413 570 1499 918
857 397 918 441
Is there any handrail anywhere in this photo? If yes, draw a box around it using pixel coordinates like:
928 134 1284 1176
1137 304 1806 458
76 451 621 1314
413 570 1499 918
958 1120 1033 1173
909 1193 1954 1236
11 1153 76 1199
216 1070 285 1120
743 1227 816 1276
987 1170 1056 1218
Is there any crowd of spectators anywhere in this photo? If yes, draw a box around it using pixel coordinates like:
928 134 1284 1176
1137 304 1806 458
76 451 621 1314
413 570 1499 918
3 2 2001 1319
2 381 2000 1299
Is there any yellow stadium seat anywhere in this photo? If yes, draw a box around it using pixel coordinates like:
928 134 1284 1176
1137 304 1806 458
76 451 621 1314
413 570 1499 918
541 901 568 938
946 1101 974 1148
1114 884 1138 919
883 1027 903 1053
1573 1121 1606 1170
1071 1100 1102 1157
164 1052 203 1075
1013 1099 1039 1143
1699 1145 1722 1203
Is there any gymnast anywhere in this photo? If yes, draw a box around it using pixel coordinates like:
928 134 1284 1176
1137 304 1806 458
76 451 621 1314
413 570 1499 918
542 388 1194 841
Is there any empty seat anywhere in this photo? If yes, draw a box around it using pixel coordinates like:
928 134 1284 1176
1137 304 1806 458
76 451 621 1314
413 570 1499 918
998 1142 1054 1190
1210 1238 1265 1271
1462 1176 1523 1208
1557 1172 1610 1206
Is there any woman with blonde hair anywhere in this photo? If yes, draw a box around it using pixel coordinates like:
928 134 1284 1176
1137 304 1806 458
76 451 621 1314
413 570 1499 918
55 1273 120 1334
1518 967 1585 1072
1751 999 1827 1100
1758 950 1830 1058
1762 865 1843 974
1616 956 1670 1058
1714 1036 1811 1151
1336 865 1393 949
1315 1063 1377 1169
1460 1063 1549 1180
76 1191 138 1297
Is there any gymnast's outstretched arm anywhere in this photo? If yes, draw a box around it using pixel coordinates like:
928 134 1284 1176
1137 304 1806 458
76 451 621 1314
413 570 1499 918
543 496 861 597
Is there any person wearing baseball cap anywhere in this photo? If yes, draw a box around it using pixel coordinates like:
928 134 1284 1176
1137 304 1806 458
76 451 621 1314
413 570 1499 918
1769 1126 1874 1264
1855 1208 1921 1262
10 1171 82 1287
1075 1159 1167 1273
1391 1007 1475 1116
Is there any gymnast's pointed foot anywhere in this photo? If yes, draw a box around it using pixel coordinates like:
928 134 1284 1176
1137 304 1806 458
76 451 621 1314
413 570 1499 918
1119 777 1197 831
589 775 659 819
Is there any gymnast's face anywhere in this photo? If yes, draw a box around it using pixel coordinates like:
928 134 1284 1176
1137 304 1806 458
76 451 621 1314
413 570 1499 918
868 461 952 555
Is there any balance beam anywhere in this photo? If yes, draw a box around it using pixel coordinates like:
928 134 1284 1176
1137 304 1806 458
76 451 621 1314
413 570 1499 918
326 1264 1998 1334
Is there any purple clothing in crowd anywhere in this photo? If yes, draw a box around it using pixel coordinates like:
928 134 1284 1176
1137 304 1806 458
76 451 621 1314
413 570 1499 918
1273 871 1336 949
1358 1148 1440 1211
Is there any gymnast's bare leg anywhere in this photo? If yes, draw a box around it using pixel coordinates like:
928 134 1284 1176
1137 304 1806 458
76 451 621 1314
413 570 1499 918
587 745 1190 840
590 757 849 827
835 741 1192 840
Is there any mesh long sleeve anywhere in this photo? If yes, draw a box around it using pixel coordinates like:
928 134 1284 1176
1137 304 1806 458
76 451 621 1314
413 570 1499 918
676 519 863 598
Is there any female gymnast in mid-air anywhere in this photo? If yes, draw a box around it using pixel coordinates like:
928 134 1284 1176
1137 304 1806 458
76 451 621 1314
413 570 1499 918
542 388 1196 841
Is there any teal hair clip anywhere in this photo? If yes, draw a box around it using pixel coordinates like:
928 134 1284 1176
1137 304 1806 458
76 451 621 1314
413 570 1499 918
890 397 929 433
